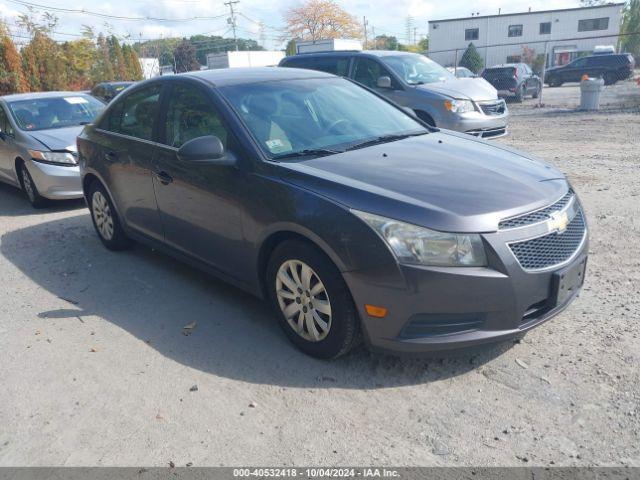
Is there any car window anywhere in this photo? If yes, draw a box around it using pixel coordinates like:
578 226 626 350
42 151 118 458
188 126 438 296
110 85 161 141
7 94 104 131
382 54 454 85
0 107 14 136
164 83 228 149
352 58 395 88
219 77 426 159
572 58 587 68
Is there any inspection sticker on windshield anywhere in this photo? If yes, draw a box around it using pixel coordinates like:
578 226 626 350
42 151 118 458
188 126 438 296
64 97 89 104
266 138 290 154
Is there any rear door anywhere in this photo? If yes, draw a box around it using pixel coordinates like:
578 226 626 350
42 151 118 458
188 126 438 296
151 80 246 275
565 57 587 82
93 83 164 240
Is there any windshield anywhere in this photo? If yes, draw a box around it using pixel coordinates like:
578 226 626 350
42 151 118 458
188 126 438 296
8 94 105 131
382 55 455 85
219 77 427 159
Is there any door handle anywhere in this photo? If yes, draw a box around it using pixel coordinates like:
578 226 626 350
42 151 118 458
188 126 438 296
154 170 173 185
104 151 118 161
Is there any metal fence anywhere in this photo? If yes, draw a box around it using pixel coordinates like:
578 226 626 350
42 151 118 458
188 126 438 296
427 32 640 107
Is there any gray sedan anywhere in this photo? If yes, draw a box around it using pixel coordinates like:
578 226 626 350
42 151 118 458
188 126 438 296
0 91 104 207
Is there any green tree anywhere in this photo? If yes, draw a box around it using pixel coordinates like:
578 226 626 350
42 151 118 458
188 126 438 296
374 35 398 50
91 34 115 83
0 22 28 94
122 44 143 80
108 35 127 80
286 39 297 56
418 37 429 52
620 0 640 62
21 31 68 90
63 38 95 90
459 42 484 73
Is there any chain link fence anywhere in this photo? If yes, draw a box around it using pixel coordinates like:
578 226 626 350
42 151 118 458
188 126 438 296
427 32 640 109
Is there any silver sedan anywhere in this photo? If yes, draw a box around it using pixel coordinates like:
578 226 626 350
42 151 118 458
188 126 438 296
0 91 104 207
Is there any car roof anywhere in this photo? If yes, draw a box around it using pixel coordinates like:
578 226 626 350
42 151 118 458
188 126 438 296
181 66 336 86
97 81 135 88
284 50 420 60
487 63 521 68
1 91 95 103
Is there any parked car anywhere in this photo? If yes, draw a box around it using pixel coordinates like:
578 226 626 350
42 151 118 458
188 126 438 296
447 66 476 78
545 54 635 87
78 68 588 359
280 51 508 139
0 91 104 207
482 63 541 102
91 81 135 103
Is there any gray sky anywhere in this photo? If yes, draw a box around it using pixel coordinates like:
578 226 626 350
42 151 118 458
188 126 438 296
1 0 581 49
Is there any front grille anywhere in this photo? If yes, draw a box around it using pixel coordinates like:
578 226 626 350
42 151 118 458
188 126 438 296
509 209 586 270
499 190 574 229
479 100 507 116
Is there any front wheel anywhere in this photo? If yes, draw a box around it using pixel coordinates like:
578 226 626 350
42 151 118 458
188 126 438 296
603 72 617 86
18 162 47 208
266 240 361 359
88 181 132 251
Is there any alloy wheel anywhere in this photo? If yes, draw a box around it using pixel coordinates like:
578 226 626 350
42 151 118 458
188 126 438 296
92 191 114 241
275 259 332 342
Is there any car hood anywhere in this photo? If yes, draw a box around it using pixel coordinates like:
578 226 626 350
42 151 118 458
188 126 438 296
278 131 567 233
417 77 498 101
28 125 84 151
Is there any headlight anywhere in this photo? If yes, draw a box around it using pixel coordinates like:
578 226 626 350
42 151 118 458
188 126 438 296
352 210 487 267
444 99 475 114
28 150 77 165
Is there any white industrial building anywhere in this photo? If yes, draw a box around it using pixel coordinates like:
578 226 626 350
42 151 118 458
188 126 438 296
206 51 285 70
427 3 625 69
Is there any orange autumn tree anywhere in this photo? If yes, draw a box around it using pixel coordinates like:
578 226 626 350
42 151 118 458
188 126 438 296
283 0 362 42
0 22 28 94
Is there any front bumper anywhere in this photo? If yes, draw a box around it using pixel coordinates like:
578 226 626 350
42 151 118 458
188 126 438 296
343 217 588 355
437 106 509 140
26 159 83 200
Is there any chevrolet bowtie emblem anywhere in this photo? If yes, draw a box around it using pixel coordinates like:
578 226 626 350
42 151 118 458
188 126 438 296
548 210 569 233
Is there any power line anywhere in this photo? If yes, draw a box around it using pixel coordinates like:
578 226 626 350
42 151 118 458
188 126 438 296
4 0 229 22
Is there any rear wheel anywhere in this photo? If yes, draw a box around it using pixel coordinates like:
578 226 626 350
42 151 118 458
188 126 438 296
88 181 132 251
603 72 617 86
266 239 360 359
18 162 47 208
547 77 562 87
532 83 541 99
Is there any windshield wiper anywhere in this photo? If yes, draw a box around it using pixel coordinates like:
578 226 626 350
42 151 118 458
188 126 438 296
273 148 341 160
343 132 428 152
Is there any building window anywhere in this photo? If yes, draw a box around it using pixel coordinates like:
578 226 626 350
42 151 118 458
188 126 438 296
539 22 551 35
578 17 609 32
506 55 522 63
508 24 523 37
465 28 479 41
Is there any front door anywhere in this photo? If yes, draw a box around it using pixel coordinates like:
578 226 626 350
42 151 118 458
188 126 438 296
152 81 246 276
0 106 18 185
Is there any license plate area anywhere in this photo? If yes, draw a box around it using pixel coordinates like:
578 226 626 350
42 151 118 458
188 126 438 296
552 256 587 306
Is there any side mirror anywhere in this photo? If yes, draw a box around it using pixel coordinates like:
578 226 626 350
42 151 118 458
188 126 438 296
376 76 392 89
177 135 228 163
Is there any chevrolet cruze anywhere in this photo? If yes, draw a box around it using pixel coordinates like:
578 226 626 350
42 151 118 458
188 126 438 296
77 68 588 359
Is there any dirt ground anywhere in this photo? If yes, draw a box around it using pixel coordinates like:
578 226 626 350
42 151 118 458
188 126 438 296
0 81 638 467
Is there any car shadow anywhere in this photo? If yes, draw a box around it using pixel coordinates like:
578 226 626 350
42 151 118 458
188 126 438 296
1 202 514 389
0 181 86 216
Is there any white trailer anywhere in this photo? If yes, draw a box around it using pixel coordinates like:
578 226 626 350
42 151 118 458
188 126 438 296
295 39 362 54
206 51 285 69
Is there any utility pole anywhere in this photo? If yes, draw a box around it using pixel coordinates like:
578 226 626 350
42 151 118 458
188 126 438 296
363 16 368 49
413 27 417 45
225 0 239 51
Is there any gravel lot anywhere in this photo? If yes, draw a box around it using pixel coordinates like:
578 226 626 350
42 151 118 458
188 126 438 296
0 81 638 467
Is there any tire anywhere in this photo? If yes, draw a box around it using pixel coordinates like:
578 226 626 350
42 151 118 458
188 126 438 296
87 180 132 251
18 161 47 208
266 239 361 359
532 83 540 99
547 77 562 88
603 72 617 86
514 84 524 102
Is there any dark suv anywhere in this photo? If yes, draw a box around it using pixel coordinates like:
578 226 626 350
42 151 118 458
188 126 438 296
482 63 541 102
91 81 135 103
545 54 635 87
